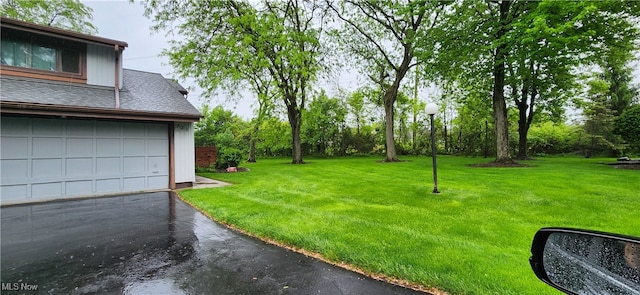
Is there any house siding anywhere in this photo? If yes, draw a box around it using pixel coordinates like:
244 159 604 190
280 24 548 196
174 122 195 184
86 44 122 88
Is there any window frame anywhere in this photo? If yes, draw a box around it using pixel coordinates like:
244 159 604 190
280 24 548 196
1 28 87 82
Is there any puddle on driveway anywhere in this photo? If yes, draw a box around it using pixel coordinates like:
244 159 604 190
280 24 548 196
1 192 422 294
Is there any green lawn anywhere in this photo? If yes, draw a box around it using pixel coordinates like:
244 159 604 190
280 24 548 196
178 156 640 295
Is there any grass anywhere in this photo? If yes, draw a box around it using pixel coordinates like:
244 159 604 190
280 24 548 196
178 156 640 295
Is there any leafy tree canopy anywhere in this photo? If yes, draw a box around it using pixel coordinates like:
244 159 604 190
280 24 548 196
1 0 97 34
615 104 640 147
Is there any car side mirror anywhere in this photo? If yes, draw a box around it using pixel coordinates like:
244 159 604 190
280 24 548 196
530 228 640 295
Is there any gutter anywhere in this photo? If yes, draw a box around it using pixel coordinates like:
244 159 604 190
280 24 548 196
0 101 202 122
1 17 128 49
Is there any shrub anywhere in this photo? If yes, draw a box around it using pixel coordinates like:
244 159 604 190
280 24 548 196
216 148 243 169
528 122 583 155
615 105 640 152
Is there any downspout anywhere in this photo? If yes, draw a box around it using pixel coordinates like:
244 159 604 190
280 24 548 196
114 44 120 109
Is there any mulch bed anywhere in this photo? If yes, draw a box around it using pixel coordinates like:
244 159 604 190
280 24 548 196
215 167 250 173
608 160 640 170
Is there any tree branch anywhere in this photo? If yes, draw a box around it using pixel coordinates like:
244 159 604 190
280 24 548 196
326 1 398 71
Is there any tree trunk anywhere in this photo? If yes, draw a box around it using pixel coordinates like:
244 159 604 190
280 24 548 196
287 105 304 164
444 125 449 154
383 87 399 162
383 53 413 162
516 59 538 160
516 113 529 159
492 0 513 164
412 67 419 154
484 120 489 158
516 88 537 160
492 55 511 163
247 124 258 162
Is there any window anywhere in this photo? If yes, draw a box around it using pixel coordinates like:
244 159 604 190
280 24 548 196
1 28 83 75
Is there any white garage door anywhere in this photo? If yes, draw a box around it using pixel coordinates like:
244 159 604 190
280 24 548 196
1 116 169 204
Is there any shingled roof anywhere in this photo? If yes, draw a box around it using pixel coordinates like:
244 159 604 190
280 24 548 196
0 69 201 122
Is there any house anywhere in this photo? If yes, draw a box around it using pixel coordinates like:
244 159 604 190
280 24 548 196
0 17 202 205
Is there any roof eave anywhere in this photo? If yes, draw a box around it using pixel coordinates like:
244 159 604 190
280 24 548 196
0 101 202 123
0 17 128 49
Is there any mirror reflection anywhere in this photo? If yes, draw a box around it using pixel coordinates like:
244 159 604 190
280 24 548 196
543 232 640 295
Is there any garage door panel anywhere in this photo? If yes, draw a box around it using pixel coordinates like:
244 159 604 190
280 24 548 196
124 139 146 155
123 123 146 137
96 179 120 193
96 121 121 136
123 157 145 174
67 138 94 156
148 176 168 189
32 159 62 178
32 118 63 135
66 120 94 136
1 137 28 158
96 158 121 176
148 156 168 175
147 124 167 137
66 158 93 177
32 182 62 199
96 138 121 156
1 116 29 134
66 181 93 195
1 159 28 181
123 177 146 190
1 118 169 204
148 139 168 156
32 138 62 157
1 185 28 202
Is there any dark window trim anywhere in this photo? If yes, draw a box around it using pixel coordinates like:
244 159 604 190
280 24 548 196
1 28 87 80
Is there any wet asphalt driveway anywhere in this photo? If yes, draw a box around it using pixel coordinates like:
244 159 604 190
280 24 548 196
1 192 424 294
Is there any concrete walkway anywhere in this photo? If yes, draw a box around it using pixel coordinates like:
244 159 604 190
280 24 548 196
192 175 232 189
1 192 427 294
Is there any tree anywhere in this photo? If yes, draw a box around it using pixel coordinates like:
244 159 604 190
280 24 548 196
345 88 369 136
583 79 619 157
591 1 640 116
194 105 240 147
507 1 640 159
507 1 585 159
345 87 378 154
432 0 524 163
142 0 326 164
256 116 292 157
327 0 447 162
614 105 640 152
302 91 347 155
490 1 517 163
244 71 276 163
433 0 640 162
451 89 494 156
600 51 639 116
394 90 413 154
0 0 97 34
409 68 426 154
194 105 250 168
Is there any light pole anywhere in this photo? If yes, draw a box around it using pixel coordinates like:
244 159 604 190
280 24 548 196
425 103 439 194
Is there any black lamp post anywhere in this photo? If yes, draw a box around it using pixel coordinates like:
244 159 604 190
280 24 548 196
425 103 439 194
